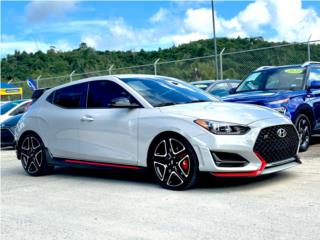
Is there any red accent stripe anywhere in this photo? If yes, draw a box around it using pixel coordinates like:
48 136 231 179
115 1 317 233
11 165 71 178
64 159 142 170
212 152 267 177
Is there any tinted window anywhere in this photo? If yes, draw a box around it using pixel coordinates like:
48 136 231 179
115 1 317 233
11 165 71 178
121 77 216 107
10 102 31 116
208 83 230 97
87 81 135 108
308 68 320 84
0 100 24 115
52 83 88 108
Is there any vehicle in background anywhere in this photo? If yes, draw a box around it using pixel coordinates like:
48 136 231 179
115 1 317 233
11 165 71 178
0 101 9 106
223 62 320 152
190 80 215 90
206 80 241 97
0 99 32 123
1 114 22 148
15 74 300 190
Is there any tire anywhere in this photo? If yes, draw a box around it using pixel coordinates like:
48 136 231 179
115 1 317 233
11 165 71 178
19 133 53 176
149 134 199 190
294 114 311 152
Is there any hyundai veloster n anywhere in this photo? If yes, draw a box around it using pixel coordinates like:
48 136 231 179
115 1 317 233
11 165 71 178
15 75 301 190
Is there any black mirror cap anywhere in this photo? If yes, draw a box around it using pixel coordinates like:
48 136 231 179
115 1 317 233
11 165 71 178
229 88 236 94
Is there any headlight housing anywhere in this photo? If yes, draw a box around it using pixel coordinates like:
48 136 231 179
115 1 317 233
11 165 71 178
194 119 250 135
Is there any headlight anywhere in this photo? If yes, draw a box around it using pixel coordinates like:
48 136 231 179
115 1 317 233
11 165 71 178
194 119 250 135
269 98 289 105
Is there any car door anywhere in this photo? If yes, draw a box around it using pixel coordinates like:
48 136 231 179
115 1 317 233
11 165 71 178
307 67 320 129
77 80 140 165
42 82 88 159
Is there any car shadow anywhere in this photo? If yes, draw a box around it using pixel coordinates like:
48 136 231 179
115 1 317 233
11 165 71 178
310 135 320 145
50 165 295 191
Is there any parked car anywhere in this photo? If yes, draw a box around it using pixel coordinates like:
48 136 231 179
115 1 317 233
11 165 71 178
190 80 215 90
15 75 300 190
0 99 32 123
1 114 22 147
223 62 320 152
206 80 241 97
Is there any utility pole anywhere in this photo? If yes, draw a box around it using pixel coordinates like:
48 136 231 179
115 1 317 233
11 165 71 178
211 0 219 80
219 48 225 80
307 34 312 62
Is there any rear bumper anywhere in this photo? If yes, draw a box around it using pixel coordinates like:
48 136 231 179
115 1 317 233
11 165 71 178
1 128 15 147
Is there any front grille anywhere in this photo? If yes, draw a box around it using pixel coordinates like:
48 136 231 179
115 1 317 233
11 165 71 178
254 124 299 163
1 128 15 143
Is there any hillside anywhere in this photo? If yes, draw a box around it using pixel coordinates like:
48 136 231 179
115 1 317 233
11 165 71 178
1 37 319 87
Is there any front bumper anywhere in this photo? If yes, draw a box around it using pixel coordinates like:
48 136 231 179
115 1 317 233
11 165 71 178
190 117 301 176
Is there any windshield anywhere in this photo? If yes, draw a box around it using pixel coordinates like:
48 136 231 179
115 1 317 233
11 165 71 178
236 67 306 93
0 101 22 115
121 77 216 107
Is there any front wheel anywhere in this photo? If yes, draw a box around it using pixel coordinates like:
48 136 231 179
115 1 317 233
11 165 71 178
295 114 311 152
19 133 52 176
150 135 199 190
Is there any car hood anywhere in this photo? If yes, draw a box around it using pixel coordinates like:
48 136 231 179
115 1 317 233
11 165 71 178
159 102 283 125
222 90 304 104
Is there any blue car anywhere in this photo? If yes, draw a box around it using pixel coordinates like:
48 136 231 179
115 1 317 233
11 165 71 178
223 61 320 152
1 114 23 147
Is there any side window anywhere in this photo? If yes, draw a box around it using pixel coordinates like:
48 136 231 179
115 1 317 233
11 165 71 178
230 82 240 88
308 68 320 84
52 83 88 109
208 83 230 97
87 80 137 108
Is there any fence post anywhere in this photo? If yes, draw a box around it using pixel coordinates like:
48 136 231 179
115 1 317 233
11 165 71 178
219 48 225 80
36 75 41 88
154 58 160 75
108 64 114 75
307 34 312 62
70 70 75 82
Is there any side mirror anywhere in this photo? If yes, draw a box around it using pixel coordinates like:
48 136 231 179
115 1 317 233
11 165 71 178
309 81 320 89
229 88 236 94
108 97 140 108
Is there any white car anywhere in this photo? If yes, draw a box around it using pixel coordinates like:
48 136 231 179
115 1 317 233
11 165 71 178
0 99 32 124
15 75 301 190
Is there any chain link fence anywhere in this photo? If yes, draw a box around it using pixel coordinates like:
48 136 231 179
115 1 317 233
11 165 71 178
5 40 320 99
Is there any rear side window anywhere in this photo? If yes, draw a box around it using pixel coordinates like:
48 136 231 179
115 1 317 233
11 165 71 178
87 80 135 108
51 83 88 109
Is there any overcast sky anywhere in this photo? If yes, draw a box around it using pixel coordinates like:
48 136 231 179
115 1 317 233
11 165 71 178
1 0 320 56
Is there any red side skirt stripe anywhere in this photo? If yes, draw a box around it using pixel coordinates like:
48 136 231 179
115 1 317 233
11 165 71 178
64 159 142 170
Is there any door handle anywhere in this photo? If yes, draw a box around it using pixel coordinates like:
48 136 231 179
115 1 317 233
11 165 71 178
80 115 94 122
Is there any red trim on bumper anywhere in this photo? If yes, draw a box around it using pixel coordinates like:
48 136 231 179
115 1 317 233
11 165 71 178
212 152 267 177
64 159 142 170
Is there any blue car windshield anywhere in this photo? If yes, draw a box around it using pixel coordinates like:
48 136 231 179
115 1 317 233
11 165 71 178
236 67 306 93
0 101 23 115
121 77 217 107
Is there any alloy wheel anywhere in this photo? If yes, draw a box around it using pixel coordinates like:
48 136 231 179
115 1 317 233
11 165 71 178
153 138 192 188
297 116 310 150
21 136 44 174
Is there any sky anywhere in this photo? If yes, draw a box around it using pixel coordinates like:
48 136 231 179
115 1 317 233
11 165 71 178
1 0 320 56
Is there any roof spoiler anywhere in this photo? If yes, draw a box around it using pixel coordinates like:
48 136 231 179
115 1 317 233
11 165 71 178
31 88 50 103
254 66 274 71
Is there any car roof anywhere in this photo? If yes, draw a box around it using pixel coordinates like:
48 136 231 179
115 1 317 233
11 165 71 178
190 80 216 84
254 64 304 72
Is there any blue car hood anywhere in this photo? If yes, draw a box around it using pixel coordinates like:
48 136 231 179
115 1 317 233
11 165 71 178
222 90 304 105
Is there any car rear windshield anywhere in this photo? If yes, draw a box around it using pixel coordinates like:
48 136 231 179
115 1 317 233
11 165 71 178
236 67 306 93
120 77 216 107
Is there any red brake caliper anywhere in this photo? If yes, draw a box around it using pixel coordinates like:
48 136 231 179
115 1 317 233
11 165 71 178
181 157 190 172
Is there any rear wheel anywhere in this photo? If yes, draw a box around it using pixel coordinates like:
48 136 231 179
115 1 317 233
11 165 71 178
20 133 52 176
150 135 199 190
295 114 311 152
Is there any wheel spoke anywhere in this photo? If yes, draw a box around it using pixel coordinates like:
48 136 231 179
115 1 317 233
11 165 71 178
166 171 184 187
21 137 30 151
21 153 30 168
169 138 186 155
28 161 38 174
31 137 41 150
154 140 167 157
154 161 168 181
34 150 43 167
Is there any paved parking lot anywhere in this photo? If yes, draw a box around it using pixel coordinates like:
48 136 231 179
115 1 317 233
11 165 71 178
1 136 320 240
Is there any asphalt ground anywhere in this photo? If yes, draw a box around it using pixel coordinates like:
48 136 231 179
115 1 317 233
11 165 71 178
1 136 320 240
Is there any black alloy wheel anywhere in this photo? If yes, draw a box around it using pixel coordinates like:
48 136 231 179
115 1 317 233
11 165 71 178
295 114 311 152
151 135 199 190
20 133 52 176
